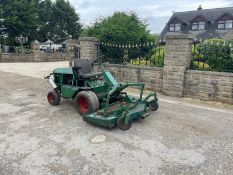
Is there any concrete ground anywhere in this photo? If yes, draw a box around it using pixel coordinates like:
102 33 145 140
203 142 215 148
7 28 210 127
0 62 233 175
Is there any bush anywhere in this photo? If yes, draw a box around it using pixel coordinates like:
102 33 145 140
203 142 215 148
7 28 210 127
192 61 209 70
84 12 156 63
151 46 164 67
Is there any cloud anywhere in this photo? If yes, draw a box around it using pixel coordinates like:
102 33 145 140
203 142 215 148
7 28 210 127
68 0 233 34
76 0 91 9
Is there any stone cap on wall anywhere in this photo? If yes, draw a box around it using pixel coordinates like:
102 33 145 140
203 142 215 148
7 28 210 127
66 39 79 44
165 33 194 40
32 40 40 45
79 37 99 42
186 69 233 77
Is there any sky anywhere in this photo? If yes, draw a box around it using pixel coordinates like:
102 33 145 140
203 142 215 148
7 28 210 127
68 0 233 34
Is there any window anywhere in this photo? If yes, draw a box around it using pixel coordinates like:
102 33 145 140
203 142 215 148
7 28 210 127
199 22 205 30
225 20 233 29
169 24 175 31
192 23 198 30
218 20 233 29
169 23 181 32
192 22 205 30
218 21 225 29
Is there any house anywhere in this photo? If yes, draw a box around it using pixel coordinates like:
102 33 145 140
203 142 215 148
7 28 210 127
159 6 233 41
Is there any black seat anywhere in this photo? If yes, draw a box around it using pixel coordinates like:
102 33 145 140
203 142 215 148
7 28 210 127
72 59 102 79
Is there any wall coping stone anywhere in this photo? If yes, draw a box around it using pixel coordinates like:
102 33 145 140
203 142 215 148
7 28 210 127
79 37 99 42
165 33 194 40
2 53 33 56
103 63 164 71
66 39 79 43
186 70 233 77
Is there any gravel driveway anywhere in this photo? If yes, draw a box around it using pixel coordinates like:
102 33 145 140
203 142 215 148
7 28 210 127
0 62 233 175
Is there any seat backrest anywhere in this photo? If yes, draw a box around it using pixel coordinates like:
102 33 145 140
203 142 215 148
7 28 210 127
73 59 92 74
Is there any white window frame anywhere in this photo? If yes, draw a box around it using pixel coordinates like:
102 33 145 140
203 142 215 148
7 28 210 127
169 23 181 32
192 22 198 30
218 21 225 29
198 22 205 30
169 24 175 31
192 22 205 30
225 20 233 29
218 20 233 29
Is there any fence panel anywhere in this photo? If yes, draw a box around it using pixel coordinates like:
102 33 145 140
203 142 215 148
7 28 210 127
1 45 33 54
190 40 233 73
99 41 165 67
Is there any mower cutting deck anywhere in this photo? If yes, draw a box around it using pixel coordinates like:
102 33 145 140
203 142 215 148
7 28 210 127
46 59 158 130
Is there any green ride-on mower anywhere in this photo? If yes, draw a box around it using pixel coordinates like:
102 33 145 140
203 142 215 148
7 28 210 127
46 59 158 130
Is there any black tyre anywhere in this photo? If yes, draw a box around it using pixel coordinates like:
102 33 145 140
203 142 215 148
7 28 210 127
117 115 132 131
75 91 99 115
148 99 159 111
47 90 60 106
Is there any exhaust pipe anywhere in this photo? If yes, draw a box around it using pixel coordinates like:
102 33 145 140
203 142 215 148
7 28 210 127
48 75 57 89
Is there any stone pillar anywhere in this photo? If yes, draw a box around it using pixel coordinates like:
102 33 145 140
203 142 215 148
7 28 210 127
65 36 79 66
66 36 79 60
162 34 193 97
0 44 2 62
79 37 99 61
32 40 41 62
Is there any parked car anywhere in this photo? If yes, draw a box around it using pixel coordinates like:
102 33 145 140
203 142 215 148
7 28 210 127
40 46 54 53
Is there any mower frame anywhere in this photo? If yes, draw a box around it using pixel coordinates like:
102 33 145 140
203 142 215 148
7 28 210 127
46 60 158 130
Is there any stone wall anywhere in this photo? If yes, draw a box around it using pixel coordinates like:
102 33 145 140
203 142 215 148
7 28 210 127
39 53 67 62
0 37 99 63
0 53 68 62
1 53 34 62
100 64 163 92
100 64 233 104
0 44 2 61
184 70 233 104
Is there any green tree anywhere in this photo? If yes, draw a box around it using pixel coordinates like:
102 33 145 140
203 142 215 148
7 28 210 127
37 0 82 43
0 2 4 44
36 0 53 42
0 0 82 45
83 12 155 63
0 0 38 45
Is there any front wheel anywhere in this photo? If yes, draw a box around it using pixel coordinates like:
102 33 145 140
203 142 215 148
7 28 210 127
47 90 60 106
117 115 132 131
148 99 159 111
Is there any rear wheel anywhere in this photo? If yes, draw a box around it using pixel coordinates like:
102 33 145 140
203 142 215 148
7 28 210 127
75 91 99 115
47 91 60 106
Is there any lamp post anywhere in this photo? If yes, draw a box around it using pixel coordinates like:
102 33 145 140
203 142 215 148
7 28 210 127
15 35 28 54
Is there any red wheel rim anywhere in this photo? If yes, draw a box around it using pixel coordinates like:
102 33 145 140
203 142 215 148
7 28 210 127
78 96 89 113
47 94 54 104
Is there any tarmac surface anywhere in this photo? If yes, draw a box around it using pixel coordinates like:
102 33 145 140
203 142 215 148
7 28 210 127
0 62 233 175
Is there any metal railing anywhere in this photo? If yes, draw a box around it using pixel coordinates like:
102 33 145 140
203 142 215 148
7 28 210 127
99 41 165 67
0 45 66 54
1 45 32 54
190 40 233 73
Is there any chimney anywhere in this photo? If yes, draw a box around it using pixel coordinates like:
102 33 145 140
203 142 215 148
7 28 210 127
198 5 203 10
